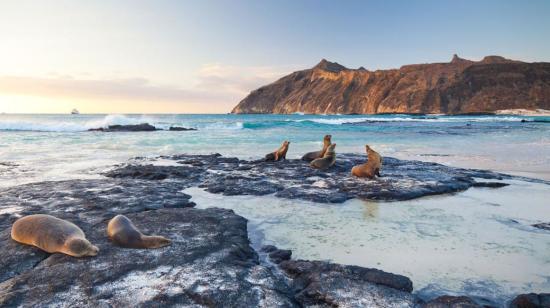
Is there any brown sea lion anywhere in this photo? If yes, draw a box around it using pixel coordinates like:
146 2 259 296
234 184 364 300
107 214 171 249
265 140 290 161
351 145 383 179
310 143 336 170
11 214 99 257
302 135 332 162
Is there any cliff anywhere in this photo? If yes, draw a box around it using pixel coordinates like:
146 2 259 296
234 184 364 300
231 55 550 114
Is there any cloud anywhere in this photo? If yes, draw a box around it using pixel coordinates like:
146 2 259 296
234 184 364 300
195 64 297 97
0 75 224 103
0 63 300 111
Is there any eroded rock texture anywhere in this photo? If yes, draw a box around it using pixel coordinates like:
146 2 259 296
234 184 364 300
232 55 550 114
104 153 537 203
0 178 419 307
0 155 547 307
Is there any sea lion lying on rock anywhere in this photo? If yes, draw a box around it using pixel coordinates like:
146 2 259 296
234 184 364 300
351 145 382 179
310 143 336 170
265 140 290 161
107 214 171 249
11 214 99 257
302 135 331 162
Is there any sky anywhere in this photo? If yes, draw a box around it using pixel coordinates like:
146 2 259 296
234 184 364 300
0 0 549 114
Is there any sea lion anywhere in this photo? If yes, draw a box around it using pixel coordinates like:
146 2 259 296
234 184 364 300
351 145 383 179
265 140 290 161
310 143 337 170
302 135 332 162
11 214 99 257
107 214 171 249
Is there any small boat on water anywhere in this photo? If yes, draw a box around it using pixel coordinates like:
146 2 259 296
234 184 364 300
71 109 80 115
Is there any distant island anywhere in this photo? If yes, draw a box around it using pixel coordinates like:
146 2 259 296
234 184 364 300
232 55 550 114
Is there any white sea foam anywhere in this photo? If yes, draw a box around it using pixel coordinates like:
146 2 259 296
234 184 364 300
297 116 527 125
0 114 162 132
0 120 86 132
202 121 244 130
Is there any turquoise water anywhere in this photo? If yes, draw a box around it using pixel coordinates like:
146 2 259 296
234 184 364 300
1 113 549 304
1 113 549 186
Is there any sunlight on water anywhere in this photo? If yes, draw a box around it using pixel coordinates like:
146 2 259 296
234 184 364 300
187 180 550 305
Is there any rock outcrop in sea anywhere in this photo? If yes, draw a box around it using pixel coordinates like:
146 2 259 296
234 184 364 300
232 55 550 114
88 123 197 132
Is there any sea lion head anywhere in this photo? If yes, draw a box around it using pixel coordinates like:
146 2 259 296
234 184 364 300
365 145 372 153
283 140 290 146
67 238 99 257
323 135 332 144
327 143 336 153
147 236 172 249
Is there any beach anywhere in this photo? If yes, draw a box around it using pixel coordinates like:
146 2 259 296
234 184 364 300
1 113 549 306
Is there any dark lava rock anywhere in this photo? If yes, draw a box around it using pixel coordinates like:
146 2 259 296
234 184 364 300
471 182 510 188
532 223 550 231
169 126 197 131
0 179 296 306
104 164 203 182
88 123 157 132
423 295 481 307
105 153 546 203
510 293 550 308
0 208 296 307
0 178 427 307
277 258 417 307
268 249 292 264
261 245 278 253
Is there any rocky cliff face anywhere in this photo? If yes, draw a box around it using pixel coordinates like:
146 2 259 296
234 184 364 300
232 55 550 114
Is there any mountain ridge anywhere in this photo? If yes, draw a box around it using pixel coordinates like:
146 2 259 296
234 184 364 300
231 55 550 114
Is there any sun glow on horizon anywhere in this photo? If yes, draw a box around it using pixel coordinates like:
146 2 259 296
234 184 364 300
0 95 231 114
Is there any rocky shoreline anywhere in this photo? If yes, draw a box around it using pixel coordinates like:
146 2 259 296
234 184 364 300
1 154 549 307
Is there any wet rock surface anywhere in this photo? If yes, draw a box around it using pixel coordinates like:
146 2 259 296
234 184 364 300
422 295 481 307
532 222 550 231
169 126 197 131
0 178 429 307
105 153 546 203
509 293 550 308
88 123 158 132
276 257 417 307
0 208 296 306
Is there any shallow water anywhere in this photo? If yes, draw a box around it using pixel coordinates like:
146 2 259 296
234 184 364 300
1 113 549 304
188 180 550 305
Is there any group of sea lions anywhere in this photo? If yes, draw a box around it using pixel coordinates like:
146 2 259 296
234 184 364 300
10 213 171 258
265 134 383 178
11 137 380 258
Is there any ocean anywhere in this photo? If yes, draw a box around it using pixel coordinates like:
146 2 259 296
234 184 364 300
1 113 549 304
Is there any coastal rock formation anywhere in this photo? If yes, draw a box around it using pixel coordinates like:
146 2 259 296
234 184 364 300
88 124 197 132
232 55 550 114
509 293 550 308
0 156 547 306
277 258 417 307
103 153 542 203
88 123 158 132
0 178 414 307
168 126 197 131
422 295 481 307
532 222 550 231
